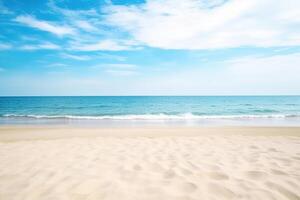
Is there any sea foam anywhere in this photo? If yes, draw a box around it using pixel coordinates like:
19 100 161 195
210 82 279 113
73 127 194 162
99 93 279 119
2 113 299 120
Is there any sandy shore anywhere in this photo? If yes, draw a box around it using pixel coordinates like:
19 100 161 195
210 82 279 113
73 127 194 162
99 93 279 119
0 126 300 200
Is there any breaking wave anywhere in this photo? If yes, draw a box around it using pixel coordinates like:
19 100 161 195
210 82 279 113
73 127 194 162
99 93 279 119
2 113 300 120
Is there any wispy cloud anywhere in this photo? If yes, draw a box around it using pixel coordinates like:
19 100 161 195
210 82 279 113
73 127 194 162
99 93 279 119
20 36 39 41
61 53 91 60
20 42 61 50
93 63 137 69
104 63 137 69
46 63 69 68
96 53 126 61
47 1 99 32
106 69 138 76
9 2 139 52
0 43 12 50
47 1 98 18
70 39 134 51
104 0 300 49
0 1 13 15
73 20 98 32
14 15 76 36
93 63 138 76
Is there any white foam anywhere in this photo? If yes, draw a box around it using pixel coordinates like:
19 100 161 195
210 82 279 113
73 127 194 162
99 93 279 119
2 113 299 120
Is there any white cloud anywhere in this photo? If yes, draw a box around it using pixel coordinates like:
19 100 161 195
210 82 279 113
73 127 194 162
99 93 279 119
48 1 99 32
106 69 138 76
14 15 76 36
96 63 137 69
93 63 138 76
70 39 133 51
74 20 97 31
48 1 98 18
61 53 91 60
20 42 61 50
11 3 138 52
104 0 300 49
0 43 12 50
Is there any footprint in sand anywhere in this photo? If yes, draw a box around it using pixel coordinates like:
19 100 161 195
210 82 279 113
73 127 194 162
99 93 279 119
249 145 259 149
268 148 278 152
245 171 267 180
271 169 287 175
207 171 229 180
163 169 176 179
133 164 142 171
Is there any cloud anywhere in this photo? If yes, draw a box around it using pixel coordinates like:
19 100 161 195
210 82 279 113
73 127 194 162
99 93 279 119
14 15 76 36
20 42 61 50
105 63 138 76
0 43 12 50
0 67 4 72
92 63 138 76
106 69 138 76
10 3 138 52
20 36 39 41
47 1 99 32
96 53 126 61
61 53 91 60
95 63 137 69
46 63 69 68
70 39 134 51
48 1 98 18
0 1 13 15
74 20 97 31
104 0 300 49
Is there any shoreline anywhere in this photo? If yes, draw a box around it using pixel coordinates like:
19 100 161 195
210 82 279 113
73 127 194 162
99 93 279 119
2 117 300 128
1 126 300 142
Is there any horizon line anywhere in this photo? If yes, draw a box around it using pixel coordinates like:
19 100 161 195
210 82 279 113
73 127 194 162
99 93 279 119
1 95 300 97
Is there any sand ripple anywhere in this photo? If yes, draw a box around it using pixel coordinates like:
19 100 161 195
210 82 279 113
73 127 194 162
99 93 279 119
0 135 300 200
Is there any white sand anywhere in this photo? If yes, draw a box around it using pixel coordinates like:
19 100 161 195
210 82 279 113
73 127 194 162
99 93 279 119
0 127 300 200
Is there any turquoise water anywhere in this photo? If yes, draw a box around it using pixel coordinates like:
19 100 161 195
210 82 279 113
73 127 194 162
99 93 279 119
1 96 300 125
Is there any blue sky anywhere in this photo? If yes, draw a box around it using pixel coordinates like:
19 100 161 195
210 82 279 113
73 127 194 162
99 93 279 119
0 0 300 96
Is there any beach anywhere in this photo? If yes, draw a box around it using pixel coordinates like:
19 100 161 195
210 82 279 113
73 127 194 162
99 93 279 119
2 0 300 198
0 126 300 200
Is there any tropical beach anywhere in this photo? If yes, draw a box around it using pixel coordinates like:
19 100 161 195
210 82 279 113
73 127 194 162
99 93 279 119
1 0 300 199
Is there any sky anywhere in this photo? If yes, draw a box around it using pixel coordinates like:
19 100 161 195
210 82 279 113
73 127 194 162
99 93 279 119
0 0 300 96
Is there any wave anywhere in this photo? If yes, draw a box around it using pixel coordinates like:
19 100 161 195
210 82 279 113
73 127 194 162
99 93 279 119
2 113 300 120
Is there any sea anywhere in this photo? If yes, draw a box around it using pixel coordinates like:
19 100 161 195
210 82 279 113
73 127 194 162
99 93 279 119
1 96 300 126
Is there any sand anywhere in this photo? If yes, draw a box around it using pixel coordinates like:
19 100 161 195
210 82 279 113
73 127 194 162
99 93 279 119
0 126 300 200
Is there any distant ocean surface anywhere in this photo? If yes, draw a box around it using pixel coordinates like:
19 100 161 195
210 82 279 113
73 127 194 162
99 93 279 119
1 96 300 126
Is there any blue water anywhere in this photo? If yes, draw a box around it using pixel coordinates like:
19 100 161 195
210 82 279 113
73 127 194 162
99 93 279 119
1 96 300 125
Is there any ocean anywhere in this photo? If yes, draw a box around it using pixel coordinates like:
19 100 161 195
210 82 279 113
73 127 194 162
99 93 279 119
1 96 300 126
